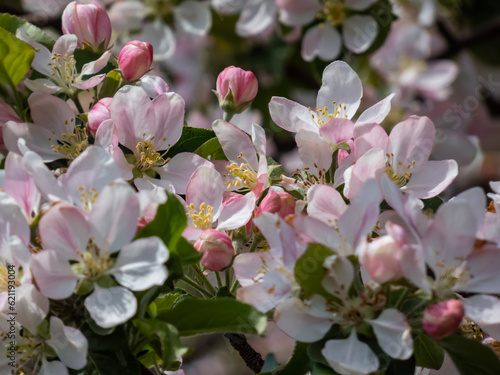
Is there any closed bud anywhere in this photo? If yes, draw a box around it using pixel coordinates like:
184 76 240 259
194 229 234 271
423 300 465 339
214 66 258 119
118 41 154 82
87 97 112 135
62 1 112 52
256 190 295 219
359 222 406 284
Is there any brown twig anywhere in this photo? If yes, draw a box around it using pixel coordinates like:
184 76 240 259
224 333 264 373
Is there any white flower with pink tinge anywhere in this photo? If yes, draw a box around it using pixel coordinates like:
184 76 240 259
30 182 169 328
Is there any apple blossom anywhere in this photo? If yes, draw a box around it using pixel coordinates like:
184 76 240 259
194 229 234 271
215 66 258 119
88 97 112 135
423 300 465 339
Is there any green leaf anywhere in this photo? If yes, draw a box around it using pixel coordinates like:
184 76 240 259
133 319 189 371
98 70 122 99
165 127 216 158
77 325 140 375
414 334 445 370
439 335 500 375
385 356 416 375
294 243 335 299
148 293 184 318
267 156 286 181
135 190 201 265
422 196 444 214
0 27 35 87
278 342 310 375
0 13 55 49
311 362 336 375
194 136 227 160
156 297 267 336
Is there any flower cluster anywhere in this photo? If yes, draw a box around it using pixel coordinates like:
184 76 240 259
1 1 500 375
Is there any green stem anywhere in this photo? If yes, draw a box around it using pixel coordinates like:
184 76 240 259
73 95 85 114
223 111 234 122
180 276 211 298
215 272 223 288
225 268 231 289
230 280 240 295
249 237 261 253
194 266 217 295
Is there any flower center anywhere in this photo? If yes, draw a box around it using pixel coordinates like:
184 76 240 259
186 202 214 230
433 262 469 300
50 126 88 160
1 334 43 373
319 0 346 26
309 102 349 127
78 186 99 212
133 138 170 173
73 240 113 279
49 53 78 95
224 153 258 190
385 153 414 188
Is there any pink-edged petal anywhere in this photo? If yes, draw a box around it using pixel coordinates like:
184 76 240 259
213 119 258 168
301 24 341 62
138 74 170 97
110 237 169 291
367 309 413 360
84 285 137 328
233 251 275 286
39 203 90 260
322 330 379 375
319 118 354 145
73 74 105 90
463 295 500 340
339 178 382 249
151 92 185 150
158 152 212 195
23 78 61 94
4 152 40 218
236 270 291 312
28 92 75 135
343 15 378 53
186 166 225 220
31 250 78 299
461 245 500 294
356 93 395 125
89 182 140 253
296 130 333 176
307 184 347 226
15 29 52 75
389 116 435 169
353 122 389 156
22 150 69 202
403 160 458 199
217 192 256 231
80 50 112 76
343 148 385 199
291 215 341 249
16 283 49 333
269 96 318 133
53 34 78 55
236 0 277 37
317 60 362 119
275 297 332 342
110 85 155 149
47 316 88 370
0 192 30 243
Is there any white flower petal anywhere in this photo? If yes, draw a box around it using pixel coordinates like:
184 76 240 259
464 295 500 341
47 316 88 370
236 0 277 37
174 1 212 35
301 25 341 62
343 15 378 54
85 286 137 328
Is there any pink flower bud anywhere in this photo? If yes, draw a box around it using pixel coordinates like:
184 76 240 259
87 97 112 135
215 66 258 115
194 230 234 271
359 222 407 284
423 300 465 339
62 1 111 52
255 191 295 219
118 41 154 82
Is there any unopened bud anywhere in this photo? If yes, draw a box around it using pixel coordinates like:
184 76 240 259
118 41 154 82
194 229 234 271
423 299 465 339
359 222 406 284
62 1 112 52
214 66 258 120
255 190 295 219
87 97 112 135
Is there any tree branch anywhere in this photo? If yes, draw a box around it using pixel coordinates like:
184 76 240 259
224 333 264 373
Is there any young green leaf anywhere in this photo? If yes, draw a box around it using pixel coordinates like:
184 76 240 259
0 27 35 87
